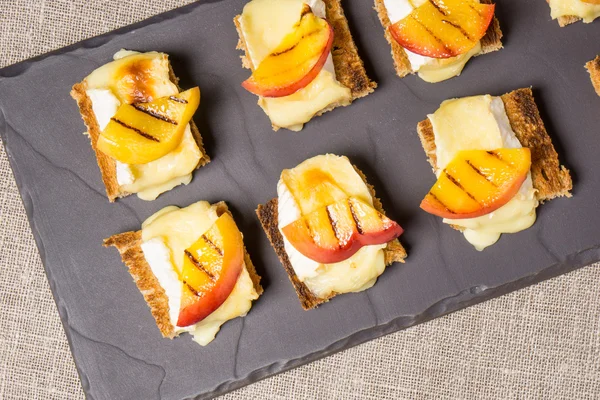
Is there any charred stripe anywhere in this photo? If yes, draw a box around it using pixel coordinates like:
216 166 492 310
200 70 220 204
111 118 160 142
348 200 364 235
168 96 188 104
132 103 178 125
465 160 498 187
183 281 201 297
184 250 216 281
202 234 223 256
444 170 481 204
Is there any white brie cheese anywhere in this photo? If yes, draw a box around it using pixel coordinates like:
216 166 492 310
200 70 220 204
429 95 538 250
549 0 600 23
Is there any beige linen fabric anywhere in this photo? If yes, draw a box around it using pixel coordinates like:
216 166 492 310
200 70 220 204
1 1 599 399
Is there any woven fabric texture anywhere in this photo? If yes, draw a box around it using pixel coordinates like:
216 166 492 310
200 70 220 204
1 1 599 399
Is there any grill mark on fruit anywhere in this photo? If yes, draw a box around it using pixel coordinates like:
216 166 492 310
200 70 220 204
441 20 474 41
168 96 188 104
486 150 511 166
325 206 342 244
412 17 453 55
429 0 448 16
132 103 178 125
444 170 481 204
111 118 160 142
429 192 455 214
466 160 498 187
184 250 216 281
469 4 483 17
202 234 223 256
348 200 364 235
271 29 321 57
184 281 201 297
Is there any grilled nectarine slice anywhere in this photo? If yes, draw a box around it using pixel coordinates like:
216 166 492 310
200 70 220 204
177 213 244 327
389 0 495 58
282 197 403 264
242 10 334 98
97 87 200 164
420 148 531 219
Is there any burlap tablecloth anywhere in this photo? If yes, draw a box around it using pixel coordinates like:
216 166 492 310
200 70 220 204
1 1 599 399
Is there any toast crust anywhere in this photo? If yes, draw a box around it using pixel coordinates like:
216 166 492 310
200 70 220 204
416 88 572 205
234 0 377 131
373 0 503 78
70 60 210 202
256 165 406 310
104 202 263 338
586 56 600 96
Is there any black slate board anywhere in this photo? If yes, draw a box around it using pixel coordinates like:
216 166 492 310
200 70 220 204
1 0 600 399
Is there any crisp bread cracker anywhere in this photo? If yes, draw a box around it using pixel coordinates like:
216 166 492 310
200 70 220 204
70 58 210 202
234 0 377 131
416 87 572 206
104 201 263 338
586 55 600 96
256 165 406 310
373 0 503 78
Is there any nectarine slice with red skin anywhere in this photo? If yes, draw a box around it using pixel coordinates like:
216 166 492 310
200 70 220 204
242 12 334 98
389 0 495 59
282 197 403 264
177 213 244 327
420 148 531 220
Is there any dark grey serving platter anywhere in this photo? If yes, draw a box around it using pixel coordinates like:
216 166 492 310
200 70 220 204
1 0 600 399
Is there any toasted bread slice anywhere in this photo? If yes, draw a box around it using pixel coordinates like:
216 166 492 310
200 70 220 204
416 88 572 210
373 0 503 78
586 55 600 96
234 0 377 131
256 165 406 310
71 63 210 202
104 201 263 338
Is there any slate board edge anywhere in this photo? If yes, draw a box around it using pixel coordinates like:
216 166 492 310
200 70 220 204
195 245 600 400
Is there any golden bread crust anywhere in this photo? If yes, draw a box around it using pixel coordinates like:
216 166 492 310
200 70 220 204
234 0 376 131
586 55 600 96
373 0 503 78
416 88 573 204
104 202 262 338
256 165 406 310
70 58 210 202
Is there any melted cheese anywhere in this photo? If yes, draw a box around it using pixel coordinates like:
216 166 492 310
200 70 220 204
239 0 351 130
382 0 481 82
277 154 387 298
141 202 259 346
549 0 600 23
428 95 538 251
85 50 203 200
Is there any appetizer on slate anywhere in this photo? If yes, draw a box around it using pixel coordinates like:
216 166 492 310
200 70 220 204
586 55 600 95
374 0 503 83
257 154 406 309
547 0 600 27
71 50 209 201
105 201 262 345
234 0 376 131
417 88 572 250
